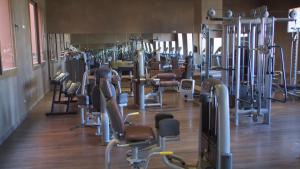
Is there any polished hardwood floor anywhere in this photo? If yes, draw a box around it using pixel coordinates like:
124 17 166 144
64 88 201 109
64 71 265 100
0 91 300 169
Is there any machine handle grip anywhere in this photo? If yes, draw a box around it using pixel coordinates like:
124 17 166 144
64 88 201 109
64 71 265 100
159 151 174 155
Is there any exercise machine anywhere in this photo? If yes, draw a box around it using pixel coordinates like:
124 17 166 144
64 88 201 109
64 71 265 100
134 50 179 109
198 78 232 169
207 6 297 125
180 55 196 101
103 72 232 169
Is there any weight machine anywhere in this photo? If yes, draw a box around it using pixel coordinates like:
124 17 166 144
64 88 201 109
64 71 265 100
207 6 297 125
134 50 179 109
104 74 232 169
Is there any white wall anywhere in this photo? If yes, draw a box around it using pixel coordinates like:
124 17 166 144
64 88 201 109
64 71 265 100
0 0 50 144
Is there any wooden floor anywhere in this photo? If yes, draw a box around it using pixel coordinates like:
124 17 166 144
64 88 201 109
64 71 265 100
0 91 300 169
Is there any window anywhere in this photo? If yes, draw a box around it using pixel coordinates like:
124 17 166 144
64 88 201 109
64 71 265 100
155 41 159 51
187 33 193 55
60 34 65 51
29 1 41 65
200 33 206 54
150 43 154 52
64 34 70 49
37 4 45 62
56 34 63 57
171 41 176 49
159 41 164 53
147 43 150 52
0 0 15 72
177 33 183 55
47 34 57 60
165 41 169 53
170 41 176 53
143 42 147 51
213 38 222 54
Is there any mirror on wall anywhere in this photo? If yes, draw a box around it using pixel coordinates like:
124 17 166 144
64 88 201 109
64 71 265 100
46 32 205 78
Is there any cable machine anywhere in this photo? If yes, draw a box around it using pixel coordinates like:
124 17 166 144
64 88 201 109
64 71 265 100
207 6 297 126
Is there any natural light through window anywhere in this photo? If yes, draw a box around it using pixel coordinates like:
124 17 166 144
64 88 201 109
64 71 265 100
38 7 45 62
159 41 164 53
29 1 40 64
213 38 222 54
147 43 150 52
0 0 15 70
165 41 169 53
171 41 176 50
150 43 154 52
187 33 193 55
155 41 159 51
177 33 183 55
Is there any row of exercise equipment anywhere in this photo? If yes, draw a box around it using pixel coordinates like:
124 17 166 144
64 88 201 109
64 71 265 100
47 37 232 168
44 5 300 169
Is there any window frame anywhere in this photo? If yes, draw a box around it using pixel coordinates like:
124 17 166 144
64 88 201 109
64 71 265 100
28 0 41 66
0 0 17 75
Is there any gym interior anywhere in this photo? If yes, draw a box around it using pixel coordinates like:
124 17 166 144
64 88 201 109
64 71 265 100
0 0 300 169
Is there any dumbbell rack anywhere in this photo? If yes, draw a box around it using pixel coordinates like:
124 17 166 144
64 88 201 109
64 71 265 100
46 72 81 116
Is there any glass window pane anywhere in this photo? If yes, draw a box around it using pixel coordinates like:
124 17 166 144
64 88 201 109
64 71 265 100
38 7 45 62
187 33 193 55
0 0 15 70
144 43 147 52
150 43 154 52
147 43 150 52
213 38 222 53
165 41 169 53
159 41 164 53
171 41 176 48
177 33 183 55
155 41 159 50
55 34 60 57
29 2 39 64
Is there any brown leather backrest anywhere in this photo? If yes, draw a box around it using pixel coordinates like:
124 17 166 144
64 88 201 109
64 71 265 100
100 79 114 99
101 79 125 135
106 99 125 135
91 86 102 112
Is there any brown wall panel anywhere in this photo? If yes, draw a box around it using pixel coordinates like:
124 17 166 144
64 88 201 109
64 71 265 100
46 0 194 33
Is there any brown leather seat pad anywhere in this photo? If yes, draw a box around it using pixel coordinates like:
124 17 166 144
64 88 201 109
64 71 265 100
159 81 179 87
125 125 155 142
156 73 176 80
